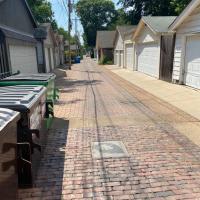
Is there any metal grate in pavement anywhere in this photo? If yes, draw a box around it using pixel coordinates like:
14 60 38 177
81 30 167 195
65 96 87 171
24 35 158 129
92 141 129 159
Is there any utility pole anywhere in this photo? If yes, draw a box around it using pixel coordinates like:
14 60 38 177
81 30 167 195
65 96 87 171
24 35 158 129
72 18 79 56
74 18 78 56
68 0 72 70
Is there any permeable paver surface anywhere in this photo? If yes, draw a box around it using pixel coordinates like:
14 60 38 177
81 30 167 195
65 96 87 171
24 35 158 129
18 58 200 200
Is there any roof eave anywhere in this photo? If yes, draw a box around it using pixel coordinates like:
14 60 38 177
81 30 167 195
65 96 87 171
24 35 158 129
142 18 158 35
169 0 200 31
24 0 38 28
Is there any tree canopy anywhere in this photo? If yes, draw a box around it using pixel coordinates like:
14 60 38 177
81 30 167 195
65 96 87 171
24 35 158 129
107 8 130 30
76 0 117 47
27 0 58 30
57 28 80 45
118 0 191 25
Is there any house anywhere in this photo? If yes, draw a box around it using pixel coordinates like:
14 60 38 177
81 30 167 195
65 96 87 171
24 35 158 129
0 0 40 76
133 16 176 80
124 26 137 70
96 31 116 63
169 0 200 89
114 26 135 68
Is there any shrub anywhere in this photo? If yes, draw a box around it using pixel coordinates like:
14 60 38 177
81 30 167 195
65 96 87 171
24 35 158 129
99 55 113 65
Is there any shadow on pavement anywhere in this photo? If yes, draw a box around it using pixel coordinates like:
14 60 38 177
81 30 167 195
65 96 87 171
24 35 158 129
37 117 69 199
18 118 69 200
58 78 103 89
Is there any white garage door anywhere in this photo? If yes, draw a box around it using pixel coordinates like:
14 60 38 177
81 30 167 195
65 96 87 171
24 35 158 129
9 45 38 74
184 35 200 89
125 44 134 70
120 51 124 68
137 42 160 78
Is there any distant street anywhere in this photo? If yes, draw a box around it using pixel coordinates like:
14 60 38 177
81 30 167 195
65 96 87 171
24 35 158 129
19 58 200 200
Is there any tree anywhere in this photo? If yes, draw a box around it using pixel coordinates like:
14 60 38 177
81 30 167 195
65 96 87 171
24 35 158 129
27 0 58 30
170 0 191 14
57 27 80 45
107 9 130 30
76 0 117 47
118 0 191 25
58 27 70 40
118 0 143 24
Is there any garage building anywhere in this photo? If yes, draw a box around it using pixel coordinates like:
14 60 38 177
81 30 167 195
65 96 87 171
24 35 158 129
40 23 56 72
96 31 116 64
133 16 176 79
170 0 200 89
114 26 135 68
124 27 137 70
0 0 39 76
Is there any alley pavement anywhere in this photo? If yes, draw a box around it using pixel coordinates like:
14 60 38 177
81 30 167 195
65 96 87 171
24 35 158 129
19 58 200 200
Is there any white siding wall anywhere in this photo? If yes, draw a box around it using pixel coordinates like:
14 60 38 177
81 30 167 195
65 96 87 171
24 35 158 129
125 43 134 70
137 26 159 43
173 5 200 82
177 6 200 34
115 34 124 50
114 33 125 67
173 36 182 81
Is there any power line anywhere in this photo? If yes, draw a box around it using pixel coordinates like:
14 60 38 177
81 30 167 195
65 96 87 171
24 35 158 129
56 0 68 25
61 0 68 13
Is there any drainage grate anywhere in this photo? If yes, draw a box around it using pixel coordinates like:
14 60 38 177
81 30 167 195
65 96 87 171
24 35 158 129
92 141 129 159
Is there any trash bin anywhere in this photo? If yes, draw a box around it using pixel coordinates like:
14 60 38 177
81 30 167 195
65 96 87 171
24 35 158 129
75 56 81 63
0 73 58 129
0 85 48 127
0 87 47 187
0 85 50 127
0 108 20 199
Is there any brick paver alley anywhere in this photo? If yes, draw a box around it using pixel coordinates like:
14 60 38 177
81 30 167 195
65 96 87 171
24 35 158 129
19 58 200 200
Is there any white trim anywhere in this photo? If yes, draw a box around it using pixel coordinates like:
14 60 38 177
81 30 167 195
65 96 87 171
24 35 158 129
180 36 187 84
133 19 158 41
169 0 200 31
181 33 200 84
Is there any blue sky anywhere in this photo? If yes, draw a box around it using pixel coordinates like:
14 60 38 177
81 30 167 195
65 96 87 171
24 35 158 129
50 0 121 41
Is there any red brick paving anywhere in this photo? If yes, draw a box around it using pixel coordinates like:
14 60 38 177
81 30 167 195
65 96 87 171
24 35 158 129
18 59 200 200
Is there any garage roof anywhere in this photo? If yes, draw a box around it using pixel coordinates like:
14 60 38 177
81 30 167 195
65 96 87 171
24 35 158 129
117 25 136 39
96 31 116 49
133 16 177 40
124 26 137 40
0 25 37 43
143 16 177 33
